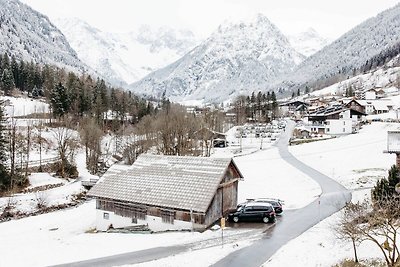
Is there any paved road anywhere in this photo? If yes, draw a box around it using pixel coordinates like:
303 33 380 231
212 120 351 267
54 121 350 267
52 246 187 267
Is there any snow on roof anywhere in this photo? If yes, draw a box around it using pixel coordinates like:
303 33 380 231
88 154 242 213
372 101 390 111
296 126 311 132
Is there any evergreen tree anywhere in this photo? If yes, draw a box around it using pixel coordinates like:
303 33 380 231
1 68 15 95
297 88 300 97
0 101 10 190
271 91 278 119
372 165 400 202
50 82 70 117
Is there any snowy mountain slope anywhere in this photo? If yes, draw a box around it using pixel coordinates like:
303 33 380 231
306 54 400 98
55 18 198 85
130 14 305 103
287 28 330 57
0 0 86 72
282 3 400 90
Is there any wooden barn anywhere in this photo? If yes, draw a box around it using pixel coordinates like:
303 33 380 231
88 154 243 232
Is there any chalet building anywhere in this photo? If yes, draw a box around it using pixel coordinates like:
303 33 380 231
280 100 309 115
344 99 366 114
88 154 243 232
344 99 393 115
355 88 386 100
305 105 366 135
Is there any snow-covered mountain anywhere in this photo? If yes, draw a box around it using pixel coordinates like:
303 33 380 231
287 28 330 57
0 0 86 72
55 18 198 85
282 3 400 91
130 14 305 103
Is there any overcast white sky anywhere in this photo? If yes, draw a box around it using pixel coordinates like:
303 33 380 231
21 0 400 39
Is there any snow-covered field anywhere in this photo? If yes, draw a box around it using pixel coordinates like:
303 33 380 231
0 115 396 266
1 95 49 117
0 121 321 266
263 122 398 266
234 145 321 209
289 122 397 189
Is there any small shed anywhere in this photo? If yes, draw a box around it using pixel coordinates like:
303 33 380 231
88 154 243 232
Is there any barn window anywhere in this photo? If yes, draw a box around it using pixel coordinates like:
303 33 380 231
103 212 109 220
97 199 147 220
161 209 175 224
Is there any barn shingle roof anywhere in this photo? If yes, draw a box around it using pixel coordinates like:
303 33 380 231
88 154 241 213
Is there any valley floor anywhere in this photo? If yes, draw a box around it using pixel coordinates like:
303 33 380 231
0 120 397 267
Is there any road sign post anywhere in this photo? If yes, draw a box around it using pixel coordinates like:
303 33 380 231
221 217 225 248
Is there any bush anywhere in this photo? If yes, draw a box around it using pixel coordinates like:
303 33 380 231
372 165 399 202
55 161 79 179
333 258 386 267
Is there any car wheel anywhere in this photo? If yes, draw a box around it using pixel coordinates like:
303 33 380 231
262 217 269 223
233 216 239 223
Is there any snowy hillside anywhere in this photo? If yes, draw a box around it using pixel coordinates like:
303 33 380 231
282 3 400 89
307 54 400 98
55 18 198 85
0 0 87 73
287 28 330 57
130 14 305 103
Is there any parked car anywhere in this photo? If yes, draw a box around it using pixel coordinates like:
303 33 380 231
238 198 284 214
228 202 276 223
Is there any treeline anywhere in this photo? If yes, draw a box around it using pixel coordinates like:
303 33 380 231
232 91 279 124
0 53 154 128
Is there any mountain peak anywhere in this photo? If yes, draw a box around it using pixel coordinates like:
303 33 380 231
131 14 305 103
216 13 275 35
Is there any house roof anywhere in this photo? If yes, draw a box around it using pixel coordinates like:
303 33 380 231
88 154 242 213
307 104 366 118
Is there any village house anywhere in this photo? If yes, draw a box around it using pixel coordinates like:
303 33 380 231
355 88 387 100
344 99 366 114
305 105 366 135
88 154 243 232
279 100 309 116
344 99 393 115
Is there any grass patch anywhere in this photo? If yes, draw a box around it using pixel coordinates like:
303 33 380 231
332 258 386 267
352 168 386 174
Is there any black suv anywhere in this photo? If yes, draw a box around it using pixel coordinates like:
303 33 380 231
228 202 276 223
238 198 284 215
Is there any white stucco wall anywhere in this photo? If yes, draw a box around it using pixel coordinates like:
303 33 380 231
326 119 352 135
96 209 204 232
365 91 377 100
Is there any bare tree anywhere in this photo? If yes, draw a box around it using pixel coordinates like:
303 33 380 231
36 122 44 171
79 118 103 174
347 198 400 267
153 105 199 156
8 119 17 185
24 124 32 177
233 95 247 125
51 124 79 178
335 202 366 263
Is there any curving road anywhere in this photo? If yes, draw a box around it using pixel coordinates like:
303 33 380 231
212 120 351 267
54 120 351 267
